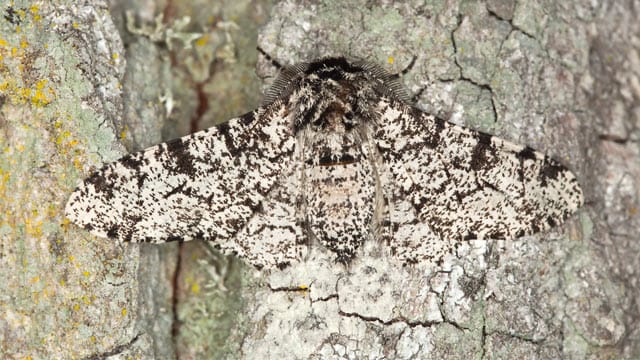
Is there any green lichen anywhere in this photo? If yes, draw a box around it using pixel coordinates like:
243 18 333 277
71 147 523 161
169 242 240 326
0 1 138 358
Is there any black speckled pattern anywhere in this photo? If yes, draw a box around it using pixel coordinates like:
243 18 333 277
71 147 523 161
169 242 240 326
65 57 583 269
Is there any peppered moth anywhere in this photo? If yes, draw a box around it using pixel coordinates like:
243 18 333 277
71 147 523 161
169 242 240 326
65 55 584 269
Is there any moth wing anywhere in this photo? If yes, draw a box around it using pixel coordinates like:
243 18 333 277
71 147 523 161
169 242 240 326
373 99 583 264
232 166 307 270
65 102 306 269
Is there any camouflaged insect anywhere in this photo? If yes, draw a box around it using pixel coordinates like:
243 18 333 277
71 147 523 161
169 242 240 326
65 56 584 270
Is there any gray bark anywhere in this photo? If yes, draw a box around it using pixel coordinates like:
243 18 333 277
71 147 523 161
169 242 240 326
1 0 639 359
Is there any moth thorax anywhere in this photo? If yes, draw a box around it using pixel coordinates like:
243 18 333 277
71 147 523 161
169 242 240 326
310 100 357 134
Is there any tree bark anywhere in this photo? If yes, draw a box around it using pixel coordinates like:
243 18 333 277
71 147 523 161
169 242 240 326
1 1 638 359
241 1 640 358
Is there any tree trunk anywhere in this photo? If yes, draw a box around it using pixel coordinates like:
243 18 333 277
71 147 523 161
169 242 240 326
1 1 638 359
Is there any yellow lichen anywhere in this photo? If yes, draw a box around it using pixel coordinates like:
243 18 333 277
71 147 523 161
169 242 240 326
47 203 57 218
18 87 31 100
387 56 394 64
297 284 309 297
25 217 43 236
191 283 200 294
0 76 54 106
31 79 54 106
0 170 9 193
56 130 71 145
196 34 209 47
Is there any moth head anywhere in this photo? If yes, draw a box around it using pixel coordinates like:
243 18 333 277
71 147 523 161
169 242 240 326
262 56 410 134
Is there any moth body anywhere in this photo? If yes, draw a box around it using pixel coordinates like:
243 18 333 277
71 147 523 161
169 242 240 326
65 56 584 269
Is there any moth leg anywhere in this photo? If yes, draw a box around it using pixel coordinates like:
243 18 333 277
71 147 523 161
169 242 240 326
364 127 394 248
410 86 426 104
200 241 233 266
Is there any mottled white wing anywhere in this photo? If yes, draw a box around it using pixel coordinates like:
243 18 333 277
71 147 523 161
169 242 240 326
373 98 583 265
65 102 306 269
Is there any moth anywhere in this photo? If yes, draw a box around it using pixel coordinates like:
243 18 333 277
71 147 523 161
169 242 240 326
65 55 584 270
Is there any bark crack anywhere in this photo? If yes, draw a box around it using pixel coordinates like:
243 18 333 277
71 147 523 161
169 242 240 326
81 333 142 360
450 13 499 124
337 309 444 328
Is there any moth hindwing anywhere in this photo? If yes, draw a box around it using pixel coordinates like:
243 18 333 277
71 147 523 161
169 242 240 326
65 56 584 269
